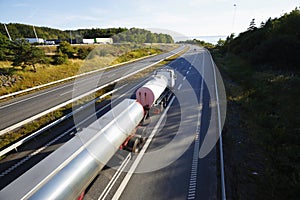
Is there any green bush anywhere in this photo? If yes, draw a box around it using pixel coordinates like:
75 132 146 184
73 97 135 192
53 50 68 65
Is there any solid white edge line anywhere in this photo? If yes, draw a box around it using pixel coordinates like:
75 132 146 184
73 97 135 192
111 96 176 200
207 50 226 200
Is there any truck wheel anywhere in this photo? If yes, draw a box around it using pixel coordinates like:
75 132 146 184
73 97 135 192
127 137 140 153
163 100 167 108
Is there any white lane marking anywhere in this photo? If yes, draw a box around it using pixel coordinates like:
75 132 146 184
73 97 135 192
60 90 73 96
187 48 205 200
187 112 202 199
0 84 72 109
189 66 192 70
187 71 190 75
177 83 182 90
183 76 186 81
98 153 131 200
107 73 116 78
112 96 176 200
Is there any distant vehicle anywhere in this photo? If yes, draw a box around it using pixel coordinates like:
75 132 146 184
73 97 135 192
82 38 95 44
44 40 55 45
25 38 44 44
83 38 113 44
95 38 113 44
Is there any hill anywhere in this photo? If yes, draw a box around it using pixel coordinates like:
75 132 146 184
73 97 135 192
213 7 299 200
220 8 300 71
0 23 174 44
0 23 127 40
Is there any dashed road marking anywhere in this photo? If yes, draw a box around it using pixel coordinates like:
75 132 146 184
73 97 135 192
187 48 205 200
177 83 182 90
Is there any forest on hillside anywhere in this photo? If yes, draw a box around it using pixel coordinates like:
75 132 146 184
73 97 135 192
219 8 300 71
0 23 126 40
0 23 173 44
214 7 299 200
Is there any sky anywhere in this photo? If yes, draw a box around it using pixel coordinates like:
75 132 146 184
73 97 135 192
0 0 299 40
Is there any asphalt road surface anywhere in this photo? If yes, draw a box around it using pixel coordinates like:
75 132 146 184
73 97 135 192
0 45 223 199
83 46 221 200
0 45 185 132
0 77 153 190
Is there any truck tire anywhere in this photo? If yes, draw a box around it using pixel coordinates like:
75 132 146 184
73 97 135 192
127 137 140 153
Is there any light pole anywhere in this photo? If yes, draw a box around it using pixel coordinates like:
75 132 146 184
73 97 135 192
3 24 12 41
231 4 237 35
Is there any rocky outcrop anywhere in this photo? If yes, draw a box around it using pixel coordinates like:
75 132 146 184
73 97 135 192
0 75 22 88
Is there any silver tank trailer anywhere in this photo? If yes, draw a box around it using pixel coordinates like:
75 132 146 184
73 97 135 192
136 68 176 108
0 99 144 200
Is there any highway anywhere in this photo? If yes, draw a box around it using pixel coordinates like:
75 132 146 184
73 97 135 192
0 45 225 199
0 45 185 133
82 46 223 200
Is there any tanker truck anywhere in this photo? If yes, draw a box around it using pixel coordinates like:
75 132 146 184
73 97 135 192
0 68 176 200
122 68 176 152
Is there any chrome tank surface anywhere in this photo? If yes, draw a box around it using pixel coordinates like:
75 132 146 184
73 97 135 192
0 99 144 200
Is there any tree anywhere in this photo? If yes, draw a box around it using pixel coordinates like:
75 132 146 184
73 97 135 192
11 39 47 72
247 18 257 31
0 32 12 60
216 38 225 47
57 41 77 58
77 47 93 59
260 21 265 28
53 49 68 65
